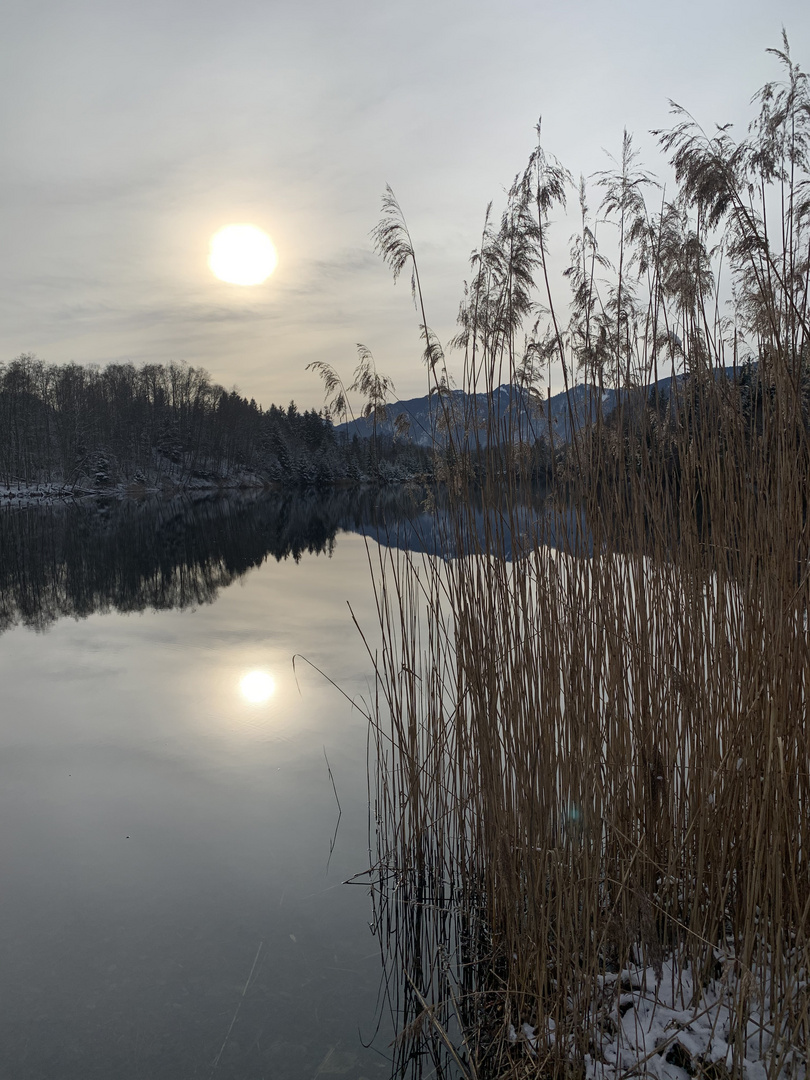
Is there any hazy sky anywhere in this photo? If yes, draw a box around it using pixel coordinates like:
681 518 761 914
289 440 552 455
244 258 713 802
2 0 807 411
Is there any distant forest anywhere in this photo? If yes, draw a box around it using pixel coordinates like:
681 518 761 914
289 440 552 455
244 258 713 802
0 355 434 491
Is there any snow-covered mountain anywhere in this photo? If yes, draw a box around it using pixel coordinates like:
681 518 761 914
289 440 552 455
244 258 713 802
334 383 623 446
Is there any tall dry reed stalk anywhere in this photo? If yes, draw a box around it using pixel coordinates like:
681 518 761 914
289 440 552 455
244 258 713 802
365 37 809 1079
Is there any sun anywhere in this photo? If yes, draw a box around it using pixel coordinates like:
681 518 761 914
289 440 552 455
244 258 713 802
209 224 277 286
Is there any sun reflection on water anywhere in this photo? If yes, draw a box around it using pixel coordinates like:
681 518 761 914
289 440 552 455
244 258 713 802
239 670 276 704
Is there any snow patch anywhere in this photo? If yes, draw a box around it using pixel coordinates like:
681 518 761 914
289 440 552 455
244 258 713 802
580 954 805 1080
513 952 805 1080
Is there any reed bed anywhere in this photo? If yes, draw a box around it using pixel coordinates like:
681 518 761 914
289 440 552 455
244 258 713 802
365 39 809 1079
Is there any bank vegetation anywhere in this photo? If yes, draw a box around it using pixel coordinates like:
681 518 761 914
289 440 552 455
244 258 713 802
366 36 810 1080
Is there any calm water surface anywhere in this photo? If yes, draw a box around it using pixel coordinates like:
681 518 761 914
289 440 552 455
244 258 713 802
0 496 395 1079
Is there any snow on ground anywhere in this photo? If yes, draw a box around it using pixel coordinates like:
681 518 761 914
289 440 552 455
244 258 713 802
510 952 806 1080
0 477 271 507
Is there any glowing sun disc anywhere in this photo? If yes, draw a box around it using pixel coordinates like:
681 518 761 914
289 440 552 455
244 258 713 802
209 224 277 286
240 670 276 704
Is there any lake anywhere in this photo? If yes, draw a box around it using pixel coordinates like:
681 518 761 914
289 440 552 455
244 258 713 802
0 492 414 1079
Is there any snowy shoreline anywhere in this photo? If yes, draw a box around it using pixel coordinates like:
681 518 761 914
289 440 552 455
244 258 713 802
507 951 806 1080
0 478 275 508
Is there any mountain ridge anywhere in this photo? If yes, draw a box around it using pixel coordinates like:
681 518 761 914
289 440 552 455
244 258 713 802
334 381 629 446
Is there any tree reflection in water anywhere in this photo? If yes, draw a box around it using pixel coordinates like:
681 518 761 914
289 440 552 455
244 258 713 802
0 487 432 635
0 486 557 637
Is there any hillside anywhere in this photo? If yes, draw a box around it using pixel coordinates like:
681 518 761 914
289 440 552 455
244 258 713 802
335 382 622 446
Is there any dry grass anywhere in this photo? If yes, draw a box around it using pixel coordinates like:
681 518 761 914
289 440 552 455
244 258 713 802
365 39 810 1080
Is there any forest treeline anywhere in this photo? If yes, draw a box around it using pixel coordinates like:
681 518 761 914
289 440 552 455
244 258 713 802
0 355 434 491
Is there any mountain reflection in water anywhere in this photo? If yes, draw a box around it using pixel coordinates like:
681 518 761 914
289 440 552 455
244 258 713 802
0 486 582 636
